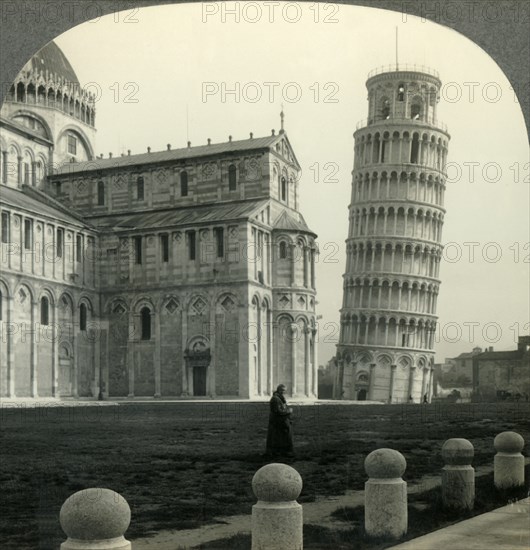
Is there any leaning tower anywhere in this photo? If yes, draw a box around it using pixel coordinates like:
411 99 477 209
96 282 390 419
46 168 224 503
334 65 450 403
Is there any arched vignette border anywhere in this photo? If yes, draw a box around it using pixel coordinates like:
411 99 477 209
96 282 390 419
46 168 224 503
0 0 528 137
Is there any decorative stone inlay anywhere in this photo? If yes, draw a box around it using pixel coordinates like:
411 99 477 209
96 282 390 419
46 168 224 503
192 297 207 314
113 303 126 315
221 296 235 311
174 232 182 242
297 296 306 307
200 229 209 241
165 298 179 314
202 162 216 178
229 226 238 238
279 295 290 307
155 168 167 182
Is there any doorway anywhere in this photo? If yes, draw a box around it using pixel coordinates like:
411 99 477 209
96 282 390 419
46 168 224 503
58 353 72 397
193 366 207 396
357 388 367 401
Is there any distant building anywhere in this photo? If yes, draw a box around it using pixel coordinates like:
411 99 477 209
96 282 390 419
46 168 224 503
434 346 482 389
318 360 334 399
472 336 530 399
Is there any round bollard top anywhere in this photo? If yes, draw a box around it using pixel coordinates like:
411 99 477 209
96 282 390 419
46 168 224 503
442 438 474 465
494 431 524 453
60 488 131 540
365 448 406 479
252 463 303 502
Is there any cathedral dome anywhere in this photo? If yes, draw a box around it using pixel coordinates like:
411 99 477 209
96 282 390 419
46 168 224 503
24 41 79 84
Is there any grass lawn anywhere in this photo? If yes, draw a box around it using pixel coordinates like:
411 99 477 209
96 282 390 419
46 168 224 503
0 401 528 549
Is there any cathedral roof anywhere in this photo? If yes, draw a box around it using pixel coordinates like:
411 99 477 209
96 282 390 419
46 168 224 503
272 210 314 234
24 41 80 85
55 134 297 175
91 198 270 230
1 185 92 227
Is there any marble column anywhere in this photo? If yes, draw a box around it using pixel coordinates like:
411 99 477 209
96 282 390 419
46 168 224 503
388 364 397 403
154 311 161 397
304 327 310 397
311 328 318 397
127 313 135 398
181 310 188 396
408 366 416 401
368 363 376 400
31 300 38 397
7 296 15 397
291 323 297 396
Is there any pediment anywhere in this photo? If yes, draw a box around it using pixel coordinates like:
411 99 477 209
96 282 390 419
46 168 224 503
271 133 300 169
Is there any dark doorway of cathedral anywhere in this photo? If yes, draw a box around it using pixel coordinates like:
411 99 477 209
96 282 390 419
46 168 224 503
357 388 367 401
59 357 72 397
193 367 207 396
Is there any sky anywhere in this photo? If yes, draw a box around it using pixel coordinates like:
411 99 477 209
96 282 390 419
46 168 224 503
49 2 529 365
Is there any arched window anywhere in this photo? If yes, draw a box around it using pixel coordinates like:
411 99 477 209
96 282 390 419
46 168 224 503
397 83 405 102
281 177 287 201
228 164 237 191
79 303 87 331
381 98 390 119
279 241 287 259
180 171 188 197
410 134 420 164
40 296 49 325
410 98 422 120
141 307 151 340
97 181 105 205
136 176 144 200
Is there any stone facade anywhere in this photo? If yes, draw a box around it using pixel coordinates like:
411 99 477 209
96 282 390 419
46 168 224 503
334 65 450 403
472 336 530 399
0 42 318 400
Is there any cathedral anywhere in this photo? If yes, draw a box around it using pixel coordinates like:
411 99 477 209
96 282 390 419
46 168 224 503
0 41 318 400
334 65 449 403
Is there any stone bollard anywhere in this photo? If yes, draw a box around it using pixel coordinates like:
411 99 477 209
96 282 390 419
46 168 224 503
494 431 525 489
441 438 474 510
364 448 407 539
251 463 303 550
60 488 131 550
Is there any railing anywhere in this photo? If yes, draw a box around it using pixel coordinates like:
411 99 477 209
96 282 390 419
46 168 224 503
367 64 440 80
355 116 448 133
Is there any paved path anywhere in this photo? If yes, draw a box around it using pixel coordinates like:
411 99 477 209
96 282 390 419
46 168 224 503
130 462 512 549
389 497 530 550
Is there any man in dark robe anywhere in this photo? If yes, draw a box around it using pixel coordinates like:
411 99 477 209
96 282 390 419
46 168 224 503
265 384 294 458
